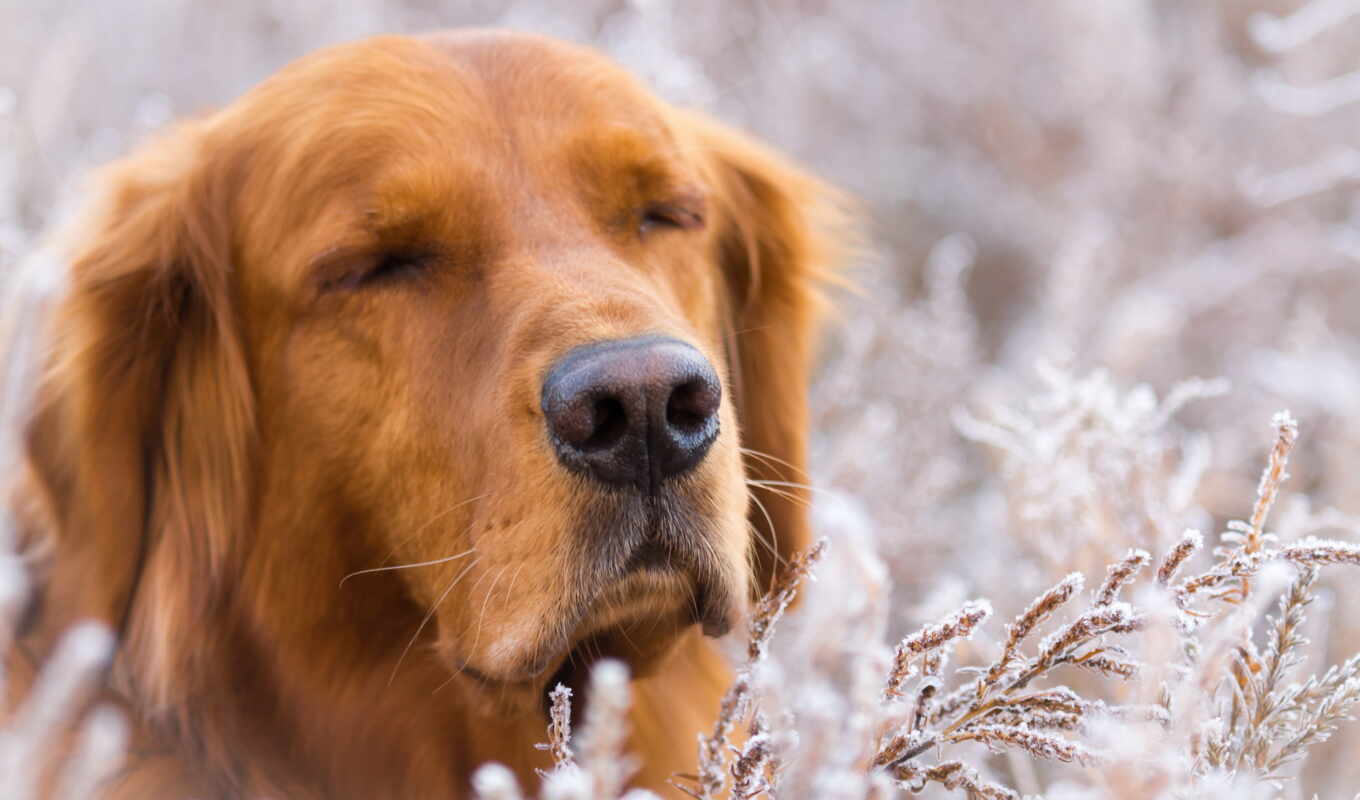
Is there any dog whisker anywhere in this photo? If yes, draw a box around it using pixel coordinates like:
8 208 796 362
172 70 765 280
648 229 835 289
746 477 829 496
720 323 775 344
432 562 520 696
739 446 811 480
745 481 813 509
389 556 481 688
503 562 526 607
466 564 509 661
338 547 477 588
745 489 786 593
375 492 490 566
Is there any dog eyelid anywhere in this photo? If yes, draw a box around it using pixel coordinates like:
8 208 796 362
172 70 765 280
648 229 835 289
312 246 437 293
638 202 705 236
355 249 435 287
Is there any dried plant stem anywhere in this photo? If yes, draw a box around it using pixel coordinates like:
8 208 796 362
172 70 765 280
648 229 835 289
976 573 1084 700
886 600 991 699
677 540 827 800
1239 411 1298 603
1095 549 1150 607
536 684 575 773
1157 530 1203 586
1280 536 1360 566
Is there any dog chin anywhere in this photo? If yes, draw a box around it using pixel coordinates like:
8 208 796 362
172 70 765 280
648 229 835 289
449 569 739 717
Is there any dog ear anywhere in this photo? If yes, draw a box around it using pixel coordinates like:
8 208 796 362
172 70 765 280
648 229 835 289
685 112 855 596
19 121 253 697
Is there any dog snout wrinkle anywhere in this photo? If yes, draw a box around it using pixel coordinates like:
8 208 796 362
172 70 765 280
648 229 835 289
541 335 721 493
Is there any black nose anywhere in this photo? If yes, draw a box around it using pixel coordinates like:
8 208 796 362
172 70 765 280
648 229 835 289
541 336 722 493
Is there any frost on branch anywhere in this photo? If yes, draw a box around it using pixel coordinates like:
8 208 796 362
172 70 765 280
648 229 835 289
494 387 1360 800
474 659 658 800
953 364 1230 577
649 381 1360 800
0 515 128 800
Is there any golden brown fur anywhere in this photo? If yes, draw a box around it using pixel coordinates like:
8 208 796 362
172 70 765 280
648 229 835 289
4 30 849 798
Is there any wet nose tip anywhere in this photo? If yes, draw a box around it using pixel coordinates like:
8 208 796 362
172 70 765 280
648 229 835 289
541 336 721 492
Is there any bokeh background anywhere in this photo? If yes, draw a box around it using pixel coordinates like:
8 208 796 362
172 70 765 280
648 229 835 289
4 1 1360 796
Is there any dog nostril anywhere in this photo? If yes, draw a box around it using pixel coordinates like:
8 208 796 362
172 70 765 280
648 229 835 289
666 379 719 433
583 396 628 451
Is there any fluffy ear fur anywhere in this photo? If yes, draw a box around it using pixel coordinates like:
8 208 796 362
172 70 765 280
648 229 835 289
686 112 854 595
17 121 253 705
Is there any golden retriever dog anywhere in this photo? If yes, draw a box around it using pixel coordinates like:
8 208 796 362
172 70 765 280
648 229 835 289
4 29 849 798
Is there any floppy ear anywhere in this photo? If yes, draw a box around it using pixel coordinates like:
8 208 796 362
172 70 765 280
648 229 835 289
19 122 253 693
687 113 854 595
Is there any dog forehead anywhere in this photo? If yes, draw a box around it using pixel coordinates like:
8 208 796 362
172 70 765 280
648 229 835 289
416 28 670 121
237 32 681 192
254 31 671 136
234 34 696 271
224 31 713 306
227 31 671 156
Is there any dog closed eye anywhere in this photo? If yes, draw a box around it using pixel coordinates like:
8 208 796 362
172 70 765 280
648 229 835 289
638 202 705 235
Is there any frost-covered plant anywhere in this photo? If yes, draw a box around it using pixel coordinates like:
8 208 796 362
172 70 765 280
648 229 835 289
494 404 1360 800
486 383 1360 794
881 404 1360 799
676 540 826 800
473 658 660 800
953 363 1229 576
0 517 127 800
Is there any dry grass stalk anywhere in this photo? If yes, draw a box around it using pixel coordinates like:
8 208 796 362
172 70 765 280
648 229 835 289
728 715 772 800
1279 536 1360 566
672 538 827 800
976 573 1084 700
1075 652 1139 681
1157 529 1204 586
884 599 991 699
1246 411 1299 557
1224 411 1299 605
473 660 657 800
746 539 828 664
862 573 1141 792
890 759 1019 800
0 513 128 800
535 684 575 773
951 723 1096 765
1094 549 1150 607
1196 563 1360 779
574 660 635 799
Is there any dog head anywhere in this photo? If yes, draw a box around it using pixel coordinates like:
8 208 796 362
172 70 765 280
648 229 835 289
19 31 851 717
